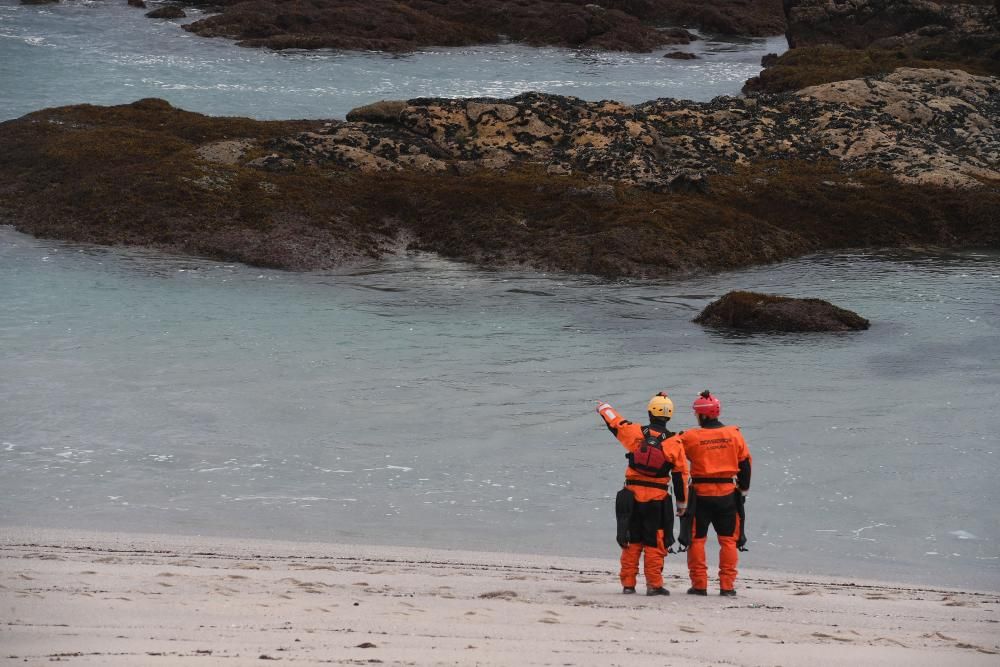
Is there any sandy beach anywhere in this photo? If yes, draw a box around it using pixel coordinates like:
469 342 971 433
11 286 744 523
1 528 997 666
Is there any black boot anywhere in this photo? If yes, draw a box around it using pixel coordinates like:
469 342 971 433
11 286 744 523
646 587 670 596
622 586 636 594
686 587 708 596
719 589 736 597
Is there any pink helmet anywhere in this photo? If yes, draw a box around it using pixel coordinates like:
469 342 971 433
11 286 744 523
692 390 721 419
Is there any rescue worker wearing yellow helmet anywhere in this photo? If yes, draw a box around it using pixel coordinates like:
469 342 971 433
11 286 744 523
678 390 752 597
596 393 689 596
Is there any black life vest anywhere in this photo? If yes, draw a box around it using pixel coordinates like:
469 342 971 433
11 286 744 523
626 426 674 478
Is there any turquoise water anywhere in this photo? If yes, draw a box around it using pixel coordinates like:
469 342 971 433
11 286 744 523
0 0 786 121
2 227 998 590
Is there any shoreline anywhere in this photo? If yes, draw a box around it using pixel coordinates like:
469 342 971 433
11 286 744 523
3 527 998 665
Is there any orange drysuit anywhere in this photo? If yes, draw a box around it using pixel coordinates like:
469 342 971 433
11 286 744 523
598 403 689 590
680 422 752 591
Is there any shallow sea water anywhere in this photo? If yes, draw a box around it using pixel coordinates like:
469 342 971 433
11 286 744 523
1 0 998 592
0 0 786 121
1 227 998 590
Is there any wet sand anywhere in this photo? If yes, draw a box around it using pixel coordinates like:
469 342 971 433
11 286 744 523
1 527 997 665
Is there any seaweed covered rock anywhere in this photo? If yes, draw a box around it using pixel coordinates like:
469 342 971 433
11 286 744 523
694 291 870 332
784 0 997 50
1 92 997 277
177 0 784 52
748 0 1000 92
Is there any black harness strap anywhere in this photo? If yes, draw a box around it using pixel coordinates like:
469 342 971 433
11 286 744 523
692 476 735 484
625 479 669 490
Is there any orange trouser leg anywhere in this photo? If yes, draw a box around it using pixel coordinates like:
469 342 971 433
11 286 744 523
642 529 666 590
718 514 740 591
687 538 708 590
620 542 643 588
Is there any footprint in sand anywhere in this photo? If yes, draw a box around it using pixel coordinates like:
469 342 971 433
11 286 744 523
597 620 625 630
538 617 559 624
923 631 956 641
812 632 853 643
678 626 701 634
792 589 817 596
479 590 518 600
871 637 908 648
955 642 998 654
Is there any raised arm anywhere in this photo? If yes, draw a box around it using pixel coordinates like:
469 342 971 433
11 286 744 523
596 402 638 450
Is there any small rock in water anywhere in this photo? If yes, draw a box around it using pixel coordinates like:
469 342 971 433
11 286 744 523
146 5 186 19
694 291 870 332
664 51 699 60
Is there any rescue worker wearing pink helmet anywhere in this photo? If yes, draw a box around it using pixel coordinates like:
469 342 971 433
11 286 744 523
679 390 752 596
597 393 689 596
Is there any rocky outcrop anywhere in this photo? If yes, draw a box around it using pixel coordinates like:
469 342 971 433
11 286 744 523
694 291 870 331
784 0 997 49
751 1 1000 93
176 0 785 52
182 0 671 52
275 69 998 189
0 81 996 277
651 0 786 35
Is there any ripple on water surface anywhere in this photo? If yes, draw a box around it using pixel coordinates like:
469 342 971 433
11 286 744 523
0 0 786 120
1 227 999 590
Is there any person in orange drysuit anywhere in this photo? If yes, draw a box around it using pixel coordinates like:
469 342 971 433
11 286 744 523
597 393 689 596
679 390 752 597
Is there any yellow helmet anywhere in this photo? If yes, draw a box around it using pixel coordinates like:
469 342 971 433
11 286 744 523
647 392 674 419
